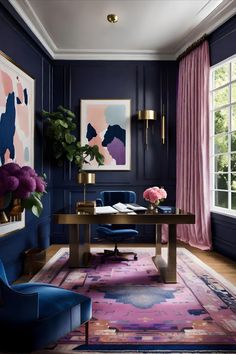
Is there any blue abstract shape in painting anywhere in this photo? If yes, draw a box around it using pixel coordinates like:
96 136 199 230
0 93 16 165
102 125 125 146
102 124 126 165
16 97 22 104
104 105 126 129
24 146 30 162
23 88 28 105
86 123 97 141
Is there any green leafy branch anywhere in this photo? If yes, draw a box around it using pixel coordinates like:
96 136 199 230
42 106 104 170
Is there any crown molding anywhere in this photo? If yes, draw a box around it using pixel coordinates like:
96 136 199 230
8 0 56 57
175 0 236 58
8 0 236 61
53 50 175 61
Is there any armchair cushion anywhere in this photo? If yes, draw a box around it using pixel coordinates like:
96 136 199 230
13 283 91 322
0 259 92 352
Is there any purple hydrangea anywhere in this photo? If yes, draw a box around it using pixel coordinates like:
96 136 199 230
0 163 46 215
14 188 31 199
5 176 19 191
2 163 21 174
18 176 36 193
21 166 37 177
35 176 46 193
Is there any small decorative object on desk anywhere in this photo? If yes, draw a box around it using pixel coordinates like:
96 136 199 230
143 186 167 212
0 163 47 222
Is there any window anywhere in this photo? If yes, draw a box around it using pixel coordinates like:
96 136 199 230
210 55 236 216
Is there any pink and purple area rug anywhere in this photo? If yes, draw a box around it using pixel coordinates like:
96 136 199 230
31 247 236 352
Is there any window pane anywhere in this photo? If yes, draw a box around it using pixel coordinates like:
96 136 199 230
232 193 236 210
215 154 228 172
232 82 236 103
214 134 228 153
215 191 228 208
213 87 229 109
231 174 236 190
231 132 236 152
214 108 228 134
232 61 236 81
231 153 236 171
213 64 229 88
232 104 236 131
215 174 228 189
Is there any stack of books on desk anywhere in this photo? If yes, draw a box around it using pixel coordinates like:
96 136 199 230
157 206 175 214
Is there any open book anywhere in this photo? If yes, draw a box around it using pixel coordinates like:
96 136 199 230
113 202 147 212
112 203 132 213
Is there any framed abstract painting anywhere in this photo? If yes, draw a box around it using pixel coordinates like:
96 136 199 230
0 51 35 236
80 99 131 170
0 51 35 168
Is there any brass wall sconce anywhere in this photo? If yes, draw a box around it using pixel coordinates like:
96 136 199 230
107 14 118 23
138 109 156 147
77 171 95 203
161 104 165 145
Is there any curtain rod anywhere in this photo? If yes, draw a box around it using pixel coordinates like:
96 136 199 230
177 34 207 61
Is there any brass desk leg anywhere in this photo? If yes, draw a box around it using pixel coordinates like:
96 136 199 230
155 224 162 256
69 224 91 267
166 224 177 283
153 224 177 283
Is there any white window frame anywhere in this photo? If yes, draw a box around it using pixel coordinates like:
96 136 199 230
210 54 236 217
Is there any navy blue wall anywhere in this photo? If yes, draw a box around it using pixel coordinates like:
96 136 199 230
0 1 52 282
208 15 236 261
51 60 178 243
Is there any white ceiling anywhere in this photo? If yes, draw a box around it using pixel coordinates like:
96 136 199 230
9 0 236 60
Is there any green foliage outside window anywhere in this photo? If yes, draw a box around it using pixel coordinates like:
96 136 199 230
211 57 236 212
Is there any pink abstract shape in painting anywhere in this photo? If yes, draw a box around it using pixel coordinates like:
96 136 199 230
86 105 108 134
17 81 24 103
16 104 29 136
0 69 13 95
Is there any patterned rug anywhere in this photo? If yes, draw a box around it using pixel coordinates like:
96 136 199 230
31 247 236 353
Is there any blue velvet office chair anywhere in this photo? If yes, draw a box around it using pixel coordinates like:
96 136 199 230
96 190 139 260
0 258 92 352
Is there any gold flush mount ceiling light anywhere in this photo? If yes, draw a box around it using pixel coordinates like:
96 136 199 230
107 14 118 23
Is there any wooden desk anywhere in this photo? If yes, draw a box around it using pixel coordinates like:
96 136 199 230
54 210 195 283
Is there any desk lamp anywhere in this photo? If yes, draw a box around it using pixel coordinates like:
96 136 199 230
77 171 96 214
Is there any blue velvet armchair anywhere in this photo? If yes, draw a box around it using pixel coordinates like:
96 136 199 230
96 190 139 260
0 258 92 352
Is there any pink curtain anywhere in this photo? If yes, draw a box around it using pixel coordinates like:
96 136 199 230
163 40 212 250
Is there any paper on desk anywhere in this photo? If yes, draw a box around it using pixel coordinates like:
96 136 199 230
95 206 118 214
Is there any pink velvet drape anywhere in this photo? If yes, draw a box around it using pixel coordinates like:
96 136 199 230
163 40 212 249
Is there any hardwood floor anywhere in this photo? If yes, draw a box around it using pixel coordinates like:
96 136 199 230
18 242 236 285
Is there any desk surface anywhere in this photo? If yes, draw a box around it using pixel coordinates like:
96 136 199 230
54 209 195 225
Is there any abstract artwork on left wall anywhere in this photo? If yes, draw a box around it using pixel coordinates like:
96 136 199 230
0 51 35 236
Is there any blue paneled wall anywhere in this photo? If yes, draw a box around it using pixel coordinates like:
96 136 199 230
0 1 53 281
51 61 177 244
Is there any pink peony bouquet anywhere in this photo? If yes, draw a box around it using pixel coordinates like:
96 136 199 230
0 162 47 217
143 186 167 205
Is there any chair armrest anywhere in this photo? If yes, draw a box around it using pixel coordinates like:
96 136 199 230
96 198 103 207
0 280 39 323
